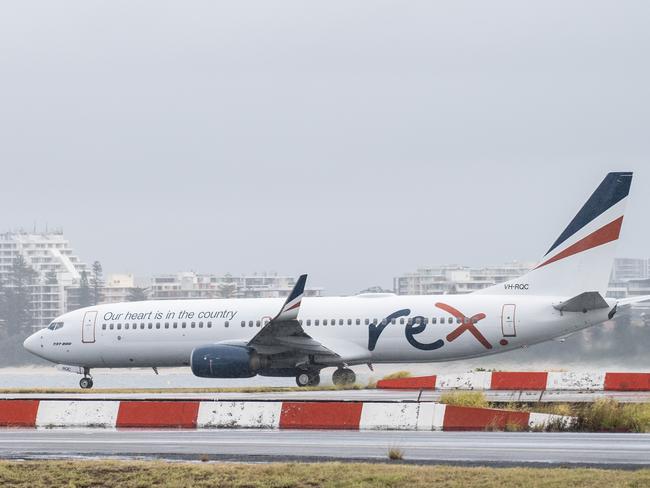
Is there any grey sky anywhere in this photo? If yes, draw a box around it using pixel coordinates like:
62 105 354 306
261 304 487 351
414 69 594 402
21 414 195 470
1 1 649 294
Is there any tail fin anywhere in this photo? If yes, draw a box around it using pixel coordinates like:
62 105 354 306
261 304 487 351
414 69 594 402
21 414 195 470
477 172 633 297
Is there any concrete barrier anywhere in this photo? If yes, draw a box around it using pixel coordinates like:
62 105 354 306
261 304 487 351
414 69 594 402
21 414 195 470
377 371 650 392
0 399 572 431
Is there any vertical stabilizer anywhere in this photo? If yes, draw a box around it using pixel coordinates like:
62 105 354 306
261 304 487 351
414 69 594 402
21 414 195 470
476 172 633 297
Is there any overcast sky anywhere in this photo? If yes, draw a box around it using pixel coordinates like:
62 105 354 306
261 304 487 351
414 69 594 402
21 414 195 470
1 1 649 294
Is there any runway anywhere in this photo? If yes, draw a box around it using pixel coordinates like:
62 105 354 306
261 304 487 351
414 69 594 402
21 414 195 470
0 429 649 467
2 389 650 403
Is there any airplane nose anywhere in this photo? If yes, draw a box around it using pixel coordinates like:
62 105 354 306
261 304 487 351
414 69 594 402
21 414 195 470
23 333 41 354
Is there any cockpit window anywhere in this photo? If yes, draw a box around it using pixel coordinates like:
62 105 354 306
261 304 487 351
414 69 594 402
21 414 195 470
47 321 64 330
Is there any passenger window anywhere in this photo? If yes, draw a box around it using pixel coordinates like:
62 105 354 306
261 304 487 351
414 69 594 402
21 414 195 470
102 324 107 330
323 319 328 326
164 323 169 329
191 322 196 328
207 322 212 328
148 323 153 329
225 321 229 328
256 320 260 327
125 324 129 330
315 319 319 326
365 319 369 325
199 322 203 328
156 323 161 329
356 319 360 325
117 324 122 330
248 321 253 327
241 321 245 327
448 317 454 324
456 318 461 324
109 324 114 330
347 319 352 325
432 317 437 324
182 322 187 328
399 318 404 325
298 319 303 325
173 323 178 329
306 319 311 326
391 318 396 325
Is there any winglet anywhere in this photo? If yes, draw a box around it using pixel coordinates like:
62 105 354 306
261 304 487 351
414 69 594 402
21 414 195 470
274 274 307 322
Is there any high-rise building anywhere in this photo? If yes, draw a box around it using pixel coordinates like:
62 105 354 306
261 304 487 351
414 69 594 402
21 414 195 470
610 258 649 282
393 262 534 295
0 231 88 330
150 272 323 300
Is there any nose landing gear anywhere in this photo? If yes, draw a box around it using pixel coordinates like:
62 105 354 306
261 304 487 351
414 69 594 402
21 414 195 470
79 368 93 389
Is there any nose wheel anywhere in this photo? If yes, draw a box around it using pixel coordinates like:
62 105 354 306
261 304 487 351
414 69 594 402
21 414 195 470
79 368 93 389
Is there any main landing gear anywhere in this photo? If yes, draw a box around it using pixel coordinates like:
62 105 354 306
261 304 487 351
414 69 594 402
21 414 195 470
332 367 356 386
79 367 93 389
296 371 320 387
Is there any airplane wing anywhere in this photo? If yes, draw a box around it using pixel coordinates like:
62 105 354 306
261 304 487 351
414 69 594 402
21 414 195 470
247 274 341 359
617 295 650 307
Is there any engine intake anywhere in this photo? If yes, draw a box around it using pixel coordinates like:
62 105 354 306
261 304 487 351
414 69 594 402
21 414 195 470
190 345 262 378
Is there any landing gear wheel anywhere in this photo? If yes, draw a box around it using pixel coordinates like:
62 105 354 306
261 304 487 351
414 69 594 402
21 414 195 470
79 377 93 389
332 368 356 386
296 373 310 387
296 372 320 387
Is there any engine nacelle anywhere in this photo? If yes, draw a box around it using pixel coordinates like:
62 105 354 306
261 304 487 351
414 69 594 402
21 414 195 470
190 345 262 378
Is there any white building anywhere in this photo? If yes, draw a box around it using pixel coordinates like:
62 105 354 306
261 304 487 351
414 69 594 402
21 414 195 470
393 262 534 295
102 273 139 304
150 272 323 300
0 231 88 330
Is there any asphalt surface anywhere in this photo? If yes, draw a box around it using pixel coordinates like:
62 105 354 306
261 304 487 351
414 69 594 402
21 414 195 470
0 429 649 467
2 389 650 403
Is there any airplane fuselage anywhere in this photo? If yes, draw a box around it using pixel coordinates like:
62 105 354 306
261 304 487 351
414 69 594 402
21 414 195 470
25 293 612 370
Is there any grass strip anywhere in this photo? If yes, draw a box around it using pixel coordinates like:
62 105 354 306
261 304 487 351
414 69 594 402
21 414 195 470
1 460 650 488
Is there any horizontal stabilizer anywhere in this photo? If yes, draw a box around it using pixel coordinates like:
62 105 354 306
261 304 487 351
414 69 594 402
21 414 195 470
553 291 609 313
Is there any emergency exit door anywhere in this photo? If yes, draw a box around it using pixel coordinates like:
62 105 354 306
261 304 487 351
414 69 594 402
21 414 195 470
501 304 516 337
82 311 97 343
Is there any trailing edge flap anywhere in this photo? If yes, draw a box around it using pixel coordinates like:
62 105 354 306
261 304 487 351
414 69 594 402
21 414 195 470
247 274 339 357
553 291 609 313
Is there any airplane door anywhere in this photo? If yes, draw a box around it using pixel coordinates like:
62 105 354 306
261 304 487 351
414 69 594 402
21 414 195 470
82 311 97 343
501 304 516 337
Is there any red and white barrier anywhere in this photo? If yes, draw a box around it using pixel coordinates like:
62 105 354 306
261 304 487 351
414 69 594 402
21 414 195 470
377 371 650 391
0 399 572 431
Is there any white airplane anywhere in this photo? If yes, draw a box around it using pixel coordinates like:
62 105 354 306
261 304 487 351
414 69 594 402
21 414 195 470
23 172 649 389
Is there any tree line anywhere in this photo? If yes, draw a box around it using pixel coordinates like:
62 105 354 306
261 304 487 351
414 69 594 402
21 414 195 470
0 257 148 365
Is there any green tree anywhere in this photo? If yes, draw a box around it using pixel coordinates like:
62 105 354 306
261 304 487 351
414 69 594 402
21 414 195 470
78 270 92 308
127 287 149 302
4 256 37 337
45 270 58 285
217 282 237 298
90 261 104 305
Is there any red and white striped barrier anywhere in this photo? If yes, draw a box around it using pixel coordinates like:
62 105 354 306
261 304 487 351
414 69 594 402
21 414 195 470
377 372 650 391
0 399 570 431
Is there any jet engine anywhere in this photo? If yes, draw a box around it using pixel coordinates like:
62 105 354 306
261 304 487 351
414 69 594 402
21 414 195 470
190 345 264 378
